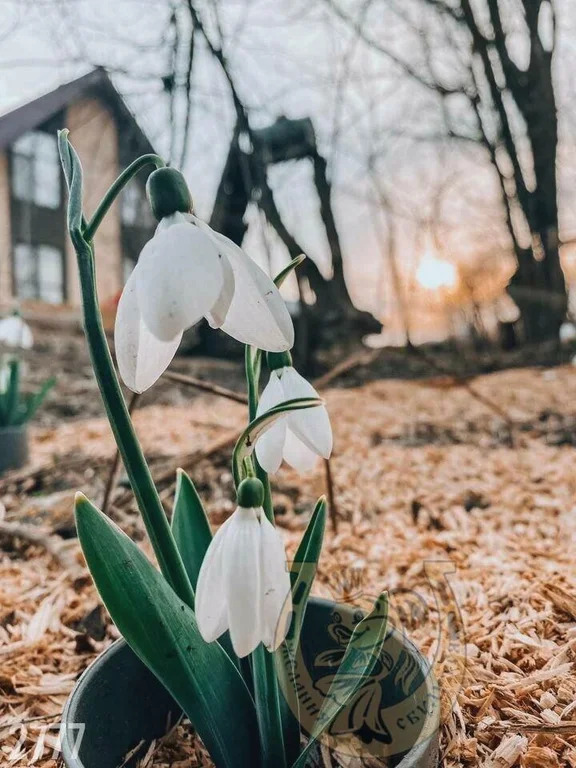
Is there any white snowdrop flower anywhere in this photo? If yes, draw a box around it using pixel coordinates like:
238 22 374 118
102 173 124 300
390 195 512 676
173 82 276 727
255 352 333 474
195 478 292 658
114 168 294 394
0 362 9 394
0 314 33 350
560 322 576 342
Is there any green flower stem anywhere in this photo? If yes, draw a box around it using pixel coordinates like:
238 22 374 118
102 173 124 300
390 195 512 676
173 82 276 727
83 154 165 242
76 240 195 608
244 344 287 768
60 135 194 608
244 345 273 523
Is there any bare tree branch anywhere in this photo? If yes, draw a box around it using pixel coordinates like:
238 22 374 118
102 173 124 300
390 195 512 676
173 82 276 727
322 0 466 96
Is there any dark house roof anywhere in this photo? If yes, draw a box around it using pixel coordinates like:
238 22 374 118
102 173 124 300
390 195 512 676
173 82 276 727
0 68 156 155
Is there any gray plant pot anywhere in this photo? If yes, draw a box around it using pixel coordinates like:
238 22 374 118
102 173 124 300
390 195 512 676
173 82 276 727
0 424 28 473
61 598 439 768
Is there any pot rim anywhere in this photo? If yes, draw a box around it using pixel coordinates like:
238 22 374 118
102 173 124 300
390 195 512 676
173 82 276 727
61 596 439 767
0 423 27 434
0 421 28 437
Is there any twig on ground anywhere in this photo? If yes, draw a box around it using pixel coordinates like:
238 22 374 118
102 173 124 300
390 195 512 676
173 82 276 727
164 371 248 404
323 458 339 533
408 345 516 437
114 429 241 508
0 520 79 573
0 712 62 734
313 349 380 390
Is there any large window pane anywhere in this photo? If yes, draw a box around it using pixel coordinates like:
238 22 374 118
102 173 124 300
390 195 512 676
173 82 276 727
13 243 36 299
11 131 61 209
35 155 61 208
12 153 34 204
12 133 36 155
37 245 64 303
13 242 64 303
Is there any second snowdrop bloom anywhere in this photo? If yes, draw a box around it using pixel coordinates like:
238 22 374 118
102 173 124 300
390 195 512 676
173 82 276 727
255 352 333 474
0 314 33 350
0 362 9 394
115 168 294 394
195 478 292 658
560 322 576 343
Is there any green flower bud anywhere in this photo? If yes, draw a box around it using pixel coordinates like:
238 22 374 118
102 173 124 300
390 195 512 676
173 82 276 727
237 477 265 508
146 167 193 221
266 350 293 372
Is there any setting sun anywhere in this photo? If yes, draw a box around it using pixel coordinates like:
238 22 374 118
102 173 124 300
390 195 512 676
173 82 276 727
416 253 457 291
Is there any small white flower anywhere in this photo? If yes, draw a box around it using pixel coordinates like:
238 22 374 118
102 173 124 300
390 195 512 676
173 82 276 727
195 498 292 658
560 322 576 342
0 315 33 350
255 364 332 474
0 362 9 394
114 213 294 393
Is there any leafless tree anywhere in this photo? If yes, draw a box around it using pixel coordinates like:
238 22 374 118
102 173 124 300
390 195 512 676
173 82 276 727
322 0 568 342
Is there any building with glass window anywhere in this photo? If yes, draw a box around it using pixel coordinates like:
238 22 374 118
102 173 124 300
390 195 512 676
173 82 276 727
0 68 157 319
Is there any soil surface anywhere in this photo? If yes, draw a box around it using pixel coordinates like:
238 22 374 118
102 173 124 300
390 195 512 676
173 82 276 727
3 325 576 767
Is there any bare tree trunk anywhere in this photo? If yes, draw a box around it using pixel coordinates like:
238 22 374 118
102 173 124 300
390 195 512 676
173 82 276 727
461 0 566 342
324 0 568 343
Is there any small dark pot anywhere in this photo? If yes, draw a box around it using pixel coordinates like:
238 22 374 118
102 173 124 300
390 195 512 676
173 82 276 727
61 598 439 768
0 424 28 473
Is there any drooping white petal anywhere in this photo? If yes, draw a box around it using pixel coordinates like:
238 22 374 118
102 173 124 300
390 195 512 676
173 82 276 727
259 515 292 651
560 322 576 342
224 507 263 657
257 369 284 414
195 516 235 643
114 267 182 393
283 429 321 473
206 251 235 329
281 367 333 459
255 371 286 474
193 218 294 352
256 420 286 475
0 315 33 349
136 223 224 341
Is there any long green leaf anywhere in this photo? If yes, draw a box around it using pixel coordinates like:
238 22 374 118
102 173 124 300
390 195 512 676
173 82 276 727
171 469 212 592
232 397 322 487
291 593 389 768
0 362 11 426
286 497 327 659
75 494 260 768
275 498 327 765
5 360 20 426
17 377 56 425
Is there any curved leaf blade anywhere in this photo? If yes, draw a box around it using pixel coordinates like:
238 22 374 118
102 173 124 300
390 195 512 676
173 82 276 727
291 593 389 768
286 497 326 659
171 469 212 593
274 254 306 288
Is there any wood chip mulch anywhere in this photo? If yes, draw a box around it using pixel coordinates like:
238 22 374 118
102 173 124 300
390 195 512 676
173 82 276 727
3 365 576 767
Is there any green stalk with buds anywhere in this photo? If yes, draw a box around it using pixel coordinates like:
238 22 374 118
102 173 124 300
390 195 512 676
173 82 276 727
59 130 389 768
